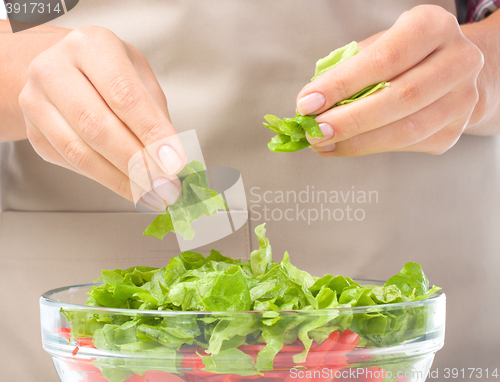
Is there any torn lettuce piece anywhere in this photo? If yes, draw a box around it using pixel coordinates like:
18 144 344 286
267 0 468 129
312 41 361 81
143 160 228 240
250 223 272 277
264 41 390 152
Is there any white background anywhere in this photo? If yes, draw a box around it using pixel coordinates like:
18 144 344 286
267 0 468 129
0 1 7 20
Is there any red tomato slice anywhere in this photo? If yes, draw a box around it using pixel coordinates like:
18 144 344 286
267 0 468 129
84 372 109 382
262 371 292 379
76 338 96 348
196 374 240 382
124 374 146 382
58 327 71 339
183 370 219 379
181 353 205 370
222 375 240 382
322 330 359 367
334 330 360 353
179 347 207 355
142 370 186 382
284 372 312 382
295 331 342 369
272 352 295 367
316 331 340 353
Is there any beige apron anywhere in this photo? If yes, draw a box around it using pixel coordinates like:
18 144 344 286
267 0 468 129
1 1 499 381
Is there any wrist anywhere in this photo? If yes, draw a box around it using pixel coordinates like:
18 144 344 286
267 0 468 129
0 21 70 142
460 10 500 134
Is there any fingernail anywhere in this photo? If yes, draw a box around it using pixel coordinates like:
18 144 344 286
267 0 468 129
152 177 181 206
318 123 334 139
158 145 184 175
141 190 166 211
297 93 326 115
307 123 334 144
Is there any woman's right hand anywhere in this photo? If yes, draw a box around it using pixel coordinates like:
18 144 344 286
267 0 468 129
19 25 185 211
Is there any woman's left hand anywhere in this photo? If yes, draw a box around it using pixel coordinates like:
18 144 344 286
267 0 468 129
298 5 484 157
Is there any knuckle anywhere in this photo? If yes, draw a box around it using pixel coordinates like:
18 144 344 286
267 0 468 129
396 117 422 146
127 152 147 181
466 86 480 108
468 87 483 120
28 55 50 79
463 44 484 72
63 139 89 170
336 109 363 140
406 5 457 39
137 118 166 144
77 108 108 146
107 74 140 111
66 25 115 48
332 76 350 101
371 45 401 76
64 29 87 47
413 4 445 15
115 178 133 200
395 81 420 109
414 5 453 25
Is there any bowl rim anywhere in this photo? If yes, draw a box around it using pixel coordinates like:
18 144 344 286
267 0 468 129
40 279 445 316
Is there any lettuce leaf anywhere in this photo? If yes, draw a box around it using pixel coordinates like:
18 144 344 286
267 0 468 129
63 224 441 381
250 223 272 276
143 160 228 240
264 41 390 152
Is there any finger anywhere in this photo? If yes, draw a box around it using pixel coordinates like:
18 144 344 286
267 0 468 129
309 44 480 148
297 5 459 115
24 117 81 173
127 147 182 208
395 118 470 155
65 27 186 175
124 41 171 120
24 96 139 202
313 85 475 157
24 115 162 211
33 62 181 203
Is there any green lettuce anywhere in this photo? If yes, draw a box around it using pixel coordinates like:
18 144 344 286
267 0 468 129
143 160 228 240
62 224 441 381
264 41 390 152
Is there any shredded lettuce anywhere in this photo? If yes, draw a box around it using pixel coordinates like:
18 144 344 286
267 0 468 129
264 41 390 152
143 160 228 240
62 224 440 381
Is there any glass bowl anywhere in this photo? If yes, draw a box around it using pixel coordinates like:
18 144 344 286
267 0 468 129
40 281 445 382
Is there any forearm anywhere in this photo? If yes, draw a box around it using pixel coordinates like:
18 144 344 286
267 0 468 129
462 9 500 135
0 21 70 142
